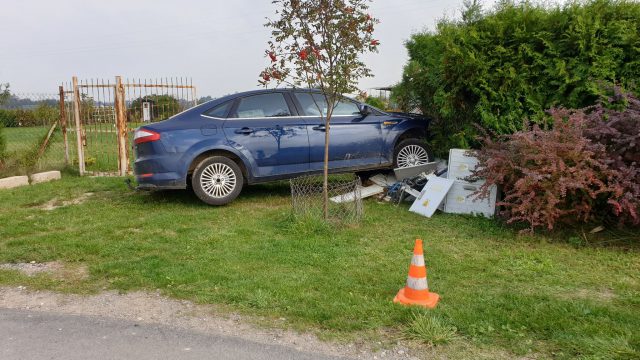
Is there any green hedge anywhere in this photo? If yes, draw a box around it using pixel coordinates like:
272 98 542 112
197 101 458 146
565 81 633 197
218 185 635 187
0 123 5 161
0 109 17 128
0 104 59 128
394 0 640 153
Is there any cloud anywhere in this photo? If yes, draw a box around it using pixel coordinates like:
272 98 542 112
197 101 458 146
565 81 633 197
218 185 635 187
0 0 494 97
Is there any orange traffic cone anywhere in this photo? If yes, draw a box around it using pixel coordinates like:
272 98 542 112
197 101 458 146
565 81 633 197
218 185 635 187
393 239 439 308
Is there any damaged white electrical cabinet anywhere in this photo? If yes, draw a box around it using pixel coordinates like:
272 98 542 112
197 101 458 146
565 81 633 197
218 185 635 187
443 149 497 217
409 176 455 218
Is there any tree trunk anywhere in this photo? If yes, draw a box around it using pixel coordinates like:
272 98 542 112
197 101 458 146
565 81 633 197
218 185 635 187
322 117 330 220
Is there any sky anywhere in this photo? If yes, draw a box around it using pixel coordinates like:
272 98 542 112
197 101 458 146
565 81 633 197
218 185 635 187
0 0 498 98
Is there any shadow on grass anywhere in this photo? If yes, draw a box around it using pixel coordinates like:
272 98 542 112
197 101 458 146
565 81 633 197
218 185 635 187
138 181 292 207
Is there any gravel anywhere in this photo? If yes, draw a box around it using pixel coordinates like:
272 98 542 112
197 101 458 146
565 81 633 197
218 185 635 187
0 286 418 360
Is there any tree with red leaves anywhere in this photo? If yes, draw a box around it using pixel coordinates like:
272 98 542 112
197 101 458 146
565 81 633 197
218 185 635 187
260 0 379 220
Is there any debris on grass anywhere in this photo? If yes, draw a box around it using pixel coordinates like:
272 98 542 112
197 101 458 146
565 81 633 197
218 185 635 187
329 184 383 203
393 162 439 180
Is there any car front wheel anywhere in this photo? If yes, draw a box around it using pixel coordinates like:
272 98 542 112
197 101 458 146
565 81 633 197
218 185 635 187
394 139 434 168
191 156 243 205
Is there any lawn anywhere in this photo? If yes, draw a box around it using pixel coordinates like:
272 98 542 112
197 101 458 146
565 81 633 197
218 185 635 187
0 175 638 359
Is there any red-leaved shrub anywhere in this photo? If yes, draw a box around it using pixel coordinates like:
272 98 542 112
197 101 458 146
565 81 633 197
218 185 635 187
582 90 640 224
471 91 639 232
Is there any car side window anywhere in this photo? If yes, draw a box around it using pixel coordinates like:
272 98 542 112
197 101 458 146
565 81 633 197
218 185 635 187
294 93 361 116
294 93 328 116
333 99 361 116
232 93 291 118
203 101 232 118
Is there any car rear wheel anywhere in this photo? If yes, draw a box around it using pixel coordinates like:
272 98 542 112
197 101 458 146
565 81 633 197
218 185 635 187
192 156 243 205
394 139 434 168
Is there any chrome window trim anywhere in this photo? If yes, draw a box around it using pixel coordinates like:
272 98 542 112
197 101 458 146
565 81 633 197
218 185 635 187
200 114 359 120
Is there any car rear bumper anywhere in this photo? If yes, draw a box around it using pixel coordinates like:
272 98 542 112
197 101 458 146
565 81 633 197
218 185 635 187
134 158 187 190
135 172 186 190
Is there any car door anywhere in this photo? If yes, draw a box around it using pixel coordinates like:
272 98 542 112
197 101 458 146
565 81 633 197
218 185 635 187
222 92 309 178
292 92 383 171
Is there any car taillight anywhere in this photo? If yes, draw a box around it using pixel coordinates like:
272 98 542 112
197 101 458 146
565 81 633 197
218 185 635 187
134 128 160 144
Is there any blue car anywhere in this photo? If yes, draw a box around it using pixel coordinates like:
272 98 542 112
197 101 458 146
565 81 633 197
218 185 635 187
134 88 433 205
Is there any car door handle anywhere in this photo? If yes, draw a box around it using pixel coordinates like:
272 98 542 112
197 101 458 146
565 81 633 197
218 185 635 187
312 125 326 131
235 127 254 134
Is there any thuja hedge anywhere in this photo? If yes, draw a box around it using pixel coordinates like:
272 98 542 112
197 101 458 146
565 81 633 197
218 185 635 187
394 0 640 153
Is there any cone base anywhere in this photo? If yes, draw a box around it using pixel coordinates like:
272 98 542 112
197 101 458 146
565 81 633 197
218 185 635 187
393 288 439 308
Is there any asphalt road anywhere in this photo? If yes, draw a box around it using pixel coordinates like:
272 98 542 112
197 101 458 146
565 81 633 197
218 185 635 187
0 308 346 360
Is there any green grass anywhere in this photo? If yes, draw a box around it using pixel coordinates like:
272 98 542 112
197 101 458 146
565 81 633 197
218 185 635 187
404 313 458 347
0 175 639 359
2 126 77 176
2 125 131 175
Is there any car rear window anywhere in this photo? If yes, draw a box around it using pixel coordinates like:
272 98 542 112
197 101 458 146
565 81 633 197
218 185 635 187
203 101 232 118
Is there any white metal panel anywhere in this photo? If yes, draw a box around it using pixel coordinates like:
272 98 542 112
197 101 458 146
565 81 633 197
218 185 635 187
142 102 151 122
330 184 383 203
447 149 481 182
393 162 438 180
443 181 497 217
445 149 497 217
409 177 455 218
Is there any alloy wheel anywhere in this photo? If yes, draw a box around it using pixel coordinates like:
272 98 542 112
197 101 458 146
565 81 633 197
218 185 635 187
396 144 430 168
200 162 237 198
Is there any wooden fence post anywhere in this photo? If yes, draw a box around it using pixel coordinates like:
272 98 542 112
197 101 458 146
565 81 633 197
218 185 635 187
72 76 85 175
192 86 198 106
58 85 69 165
114 76 129 176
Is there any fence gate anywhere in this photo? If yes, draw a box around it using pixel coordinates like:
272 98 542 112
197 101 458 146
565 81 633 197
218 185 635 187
62 76 197 176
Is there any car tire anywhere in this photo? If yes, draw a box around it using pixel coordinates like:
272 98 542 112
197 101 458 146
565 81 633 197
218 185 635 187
191 156 244 205
393 139 434 168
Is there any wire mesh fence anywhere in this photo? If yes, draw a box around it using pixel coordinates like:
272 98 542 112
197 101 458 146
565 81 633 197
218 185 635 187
123 77 197 125
0 92 71 177
0 76 197 178
290 175 363 223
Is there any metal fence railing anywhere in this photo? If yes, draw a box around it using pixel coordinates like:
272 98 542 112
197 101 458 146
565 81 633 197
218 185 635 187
0 76 197 178
62 76 197 176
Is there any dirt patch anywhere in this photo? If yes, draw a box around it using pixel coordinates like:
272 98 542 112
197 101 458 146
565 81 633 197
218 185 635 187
37 192 94 211
0 261 64 277
566 288 617 302
0 287 417 360
0 262 89 281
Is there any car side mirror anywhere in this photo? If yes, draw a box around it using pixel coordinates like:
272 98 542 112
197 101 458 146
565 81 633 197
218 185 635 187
359 104 372 116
